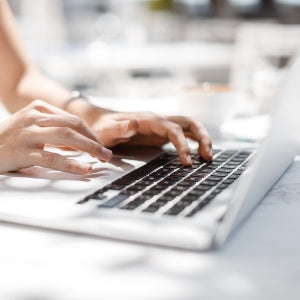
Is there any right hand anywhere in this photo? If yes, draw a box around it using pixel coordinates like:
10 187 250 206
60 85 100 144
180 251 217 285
0 100 112 174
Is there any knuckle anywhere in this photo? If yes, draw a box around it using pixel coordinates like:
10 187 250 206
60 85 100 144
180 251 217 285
170 123 182 133
64 160 75 172
92 142 101 154
24 110 41 124
44 153 57 167
60 127 73 139
18 126 39 141
72 116 84 129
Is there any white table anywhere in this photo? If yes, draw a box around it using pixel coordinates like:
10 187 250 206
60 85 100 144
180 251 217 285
0 149 300 300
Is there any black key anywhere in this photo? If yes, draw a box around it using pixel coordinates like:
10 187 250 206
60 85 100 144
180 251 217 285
201 180 217 187
77 197 90 204
214 157 227 162
208 175 224 182
223 164 238 169
106 183 125 190
89 193 106 200
228 173 240 179
126 185 142 192
120 203 136 210
156 194 174 202
200 168 215 174
195 184 212 192
164 204 185 216
167 189 181 197
185 197 212 217
190 172 206 179
178 198 195 207
113 178 133 186
121 153 170 182
123 196 148 209
172 185 188 192
239 151 251 156
223 178 236 185
219 183 231 189
152 199 169 207
160 178 178 185
147 187 164 195
163 164 178 170
99 193 129 208
187 174 204 181
181 193 199 202
155 183 169 190
172 170 190 177
122 189 138 196
130 182 150 191
214 171 229 177
191 187 207 196
177 181 194 188
218 168 232 174
138 179 152 185
181 181 197 189
143 205 160 213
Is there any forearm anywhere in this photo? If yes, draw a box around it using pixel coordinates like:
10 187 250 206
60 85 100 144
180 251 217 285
0 0 111 125
1 66 69 112
1 67 113 127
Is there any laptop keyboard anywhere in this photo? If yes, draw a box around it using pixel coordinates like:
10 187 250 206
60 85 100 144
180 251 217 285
78 149 252 218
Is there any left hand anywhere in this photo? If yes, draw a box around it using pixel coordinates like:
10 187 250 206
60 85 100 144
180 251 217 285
91 111 212 166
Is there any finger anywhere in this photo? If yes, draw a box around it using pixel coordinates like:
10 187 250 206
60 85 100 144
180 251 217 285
32 127 112 162
167 116 212 161
35 112 102 144
30 99 75 117
28 150 93 174
150 120 192 166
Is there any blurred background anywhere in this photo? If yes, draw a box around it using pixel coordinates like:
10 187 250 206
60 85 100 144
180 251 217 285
7 0 300 140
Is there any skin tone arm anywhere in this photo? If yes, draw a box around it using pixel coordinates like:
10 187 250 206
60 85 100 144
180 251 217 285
0 0 212 169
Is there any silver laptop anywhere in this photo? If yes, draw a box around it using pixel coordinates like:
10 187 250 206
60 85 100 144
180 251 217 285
0 55 299 251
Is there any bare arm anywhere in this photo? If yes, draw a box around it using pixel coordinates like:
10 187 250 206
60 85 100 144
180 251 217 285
0 0 75 112
0 0 212 165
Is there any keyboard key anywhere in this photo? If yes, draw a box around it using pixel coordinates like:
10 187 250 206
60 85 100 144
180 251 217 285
122 196 149 209
164 204 185 216
181 193 199 202
89 193 106 200
99 193 129 208
106 183 125 190
143 204 160 213
172 185 188 192
156 194 174 202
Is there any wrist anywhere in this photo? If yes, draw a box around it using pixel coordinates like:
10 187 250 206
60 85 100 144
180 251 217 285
63 92 114 127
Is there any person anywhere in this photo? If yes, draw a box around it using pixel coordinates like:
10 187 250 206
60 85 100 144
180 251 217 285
0 0 212 175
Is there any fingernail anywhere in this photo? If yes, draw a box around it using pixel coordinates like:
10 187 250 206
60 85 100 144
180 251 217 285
101 147 113 160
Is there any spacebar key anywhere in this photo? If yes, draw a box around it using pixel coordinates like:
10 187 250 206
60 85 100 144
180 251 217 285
99 194 128 208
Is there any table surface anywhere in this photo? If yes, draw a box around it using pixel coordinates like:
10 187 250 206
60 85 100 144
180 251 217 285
1 96 300 299
0 149 300 300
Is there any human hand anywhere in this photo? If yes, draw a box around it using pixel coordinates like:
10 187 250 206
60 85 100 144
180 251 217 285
91 111 212 166
0 100 112 174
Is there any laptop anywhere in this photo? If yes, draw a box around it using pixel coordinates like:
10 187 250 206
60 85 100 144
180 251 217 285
0 54 299 251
